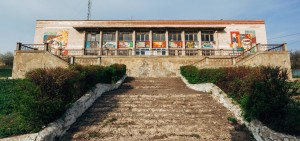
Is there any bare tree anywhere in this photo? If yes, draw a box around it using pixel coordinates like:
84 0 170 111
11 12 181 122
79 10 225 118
0 52 14 68
290 50 300 69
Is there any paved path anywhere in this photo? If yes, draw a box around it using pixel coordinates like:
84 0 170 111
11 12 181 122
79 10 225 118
62 77 255 141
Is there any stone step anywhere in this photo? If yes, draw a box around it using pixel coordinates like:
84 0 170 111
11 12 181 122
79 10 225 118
62 77 255 141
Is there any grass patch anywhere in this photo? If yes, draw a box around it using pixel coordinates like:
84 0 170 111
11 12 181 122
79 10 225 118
0 68 12 77
0 64 126 139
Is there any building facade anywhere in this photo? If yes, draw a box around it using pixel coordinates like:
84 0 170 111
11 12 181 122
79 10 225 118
33 20 267 56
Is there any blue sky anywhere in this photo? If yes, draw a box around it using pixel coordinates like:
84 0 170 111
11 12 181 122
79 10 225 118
0 0 299 54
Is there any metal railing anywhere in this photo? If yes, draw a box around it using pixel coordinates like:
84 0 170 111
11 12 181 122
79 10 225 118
17 43 47 51
16 42 287 59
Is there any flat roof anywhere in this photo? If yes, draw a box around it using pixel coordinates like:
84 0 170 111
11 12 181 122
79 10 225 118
36 20 265 29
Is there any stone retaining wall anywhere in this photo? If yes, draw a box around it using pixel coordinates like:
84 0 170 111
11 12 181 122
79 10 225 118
180 75 300 141
0 76 126 141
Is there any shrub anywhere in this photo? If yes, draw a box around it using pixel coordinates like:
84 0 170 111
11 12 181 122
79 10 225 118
180 65 200 84
181 65 300 136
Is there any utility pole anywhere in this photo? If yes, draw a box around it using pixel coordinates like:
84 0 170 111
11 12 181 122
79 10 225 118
87 0 92 20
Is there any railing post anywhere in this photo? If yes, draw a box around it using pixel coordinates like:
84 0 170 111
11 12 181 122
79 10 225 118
205 57 209 65
232 57 236 65
70 56 75 64
83 49 86 55
220 49 224 56
129 49 132 56
16 42 22 50
283 43 288 51
44 43 49 51
256 43 261 52
198 49 202 56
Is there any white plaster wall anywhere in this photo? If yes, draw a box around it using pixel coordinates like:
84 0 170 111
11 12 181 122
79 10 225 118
34 22 85 50
217 24 267 49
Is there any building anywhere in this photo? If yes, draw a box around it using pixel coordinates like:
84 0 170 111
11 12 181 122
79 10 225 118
34 20 267 56
13 20 291 78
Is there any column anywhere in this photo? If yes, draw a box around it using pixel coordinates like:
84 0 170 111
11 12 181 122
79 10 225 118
165 30 169 56
198 31 202 56
115 30 119 55
132 30 136 56
283 43 288 51
149 30 153 55
99 30 103 55
182 30 186 56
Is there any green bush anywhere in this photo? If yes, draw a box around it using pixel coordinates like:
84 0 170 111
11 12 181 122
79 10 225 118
180 65 300 136
0 64 126 138
180 65 200 84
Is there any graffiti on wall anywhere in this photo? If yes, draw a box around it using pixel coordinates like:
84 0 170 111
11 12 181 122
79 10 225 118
119 41 133 48
103 41 117 49
240 34 251 49
136 41 150 48
186 41 199 48
43 31 69 55
169 41 182 48
153 41 166 48
245 30 257 44
230 31 241 48
201 41 215 48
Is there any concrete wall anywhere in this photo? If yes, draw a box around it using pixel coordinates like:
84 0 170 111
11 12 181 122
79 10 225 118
71 56 235 77
237 51 292 78
12 51 69 78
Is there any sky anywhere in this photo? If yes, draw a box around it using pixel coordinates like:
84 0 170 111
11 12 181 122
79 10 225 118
0 0 299 54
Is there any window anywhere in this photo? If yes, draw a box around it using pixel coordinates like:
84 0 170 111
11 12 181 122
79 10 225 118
103 32 116 41
185 32 198 41
136 33 149 41
168 32 181 41
119 32 132 41
201 31 214 41
85 32 99 48
153 33 165 41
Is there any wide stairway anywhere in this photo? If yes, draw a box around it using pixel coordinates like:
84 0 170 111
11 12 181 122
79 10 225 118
62 78 255 141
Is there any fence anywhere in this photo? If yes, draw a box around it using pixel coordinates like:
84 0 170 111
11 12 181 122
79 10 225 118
16 42 287 58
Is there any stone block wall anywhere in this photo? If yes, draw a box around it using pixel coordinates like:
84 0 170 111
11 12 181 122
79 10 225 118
12 51 69 79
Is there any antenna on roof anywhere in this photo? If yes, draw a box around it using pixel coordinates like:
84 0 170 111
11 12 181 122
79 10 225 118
87 0 92 20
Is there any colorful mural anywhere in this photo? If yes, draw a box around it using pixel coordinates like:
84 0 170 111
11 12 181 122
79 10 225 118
245 30 257 44
43 31 69 55
102 41 117 48
153 41 166 48
169 41 182 48
118 41 133 48
85 41 99 49
201 41 215 48
186 41 200 48
240 34 252 49
230 31 241 48
136 41 150 48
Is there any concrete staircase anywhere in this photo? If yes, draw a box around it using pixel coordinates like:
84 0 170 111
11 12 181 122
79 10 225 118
62 78 255 141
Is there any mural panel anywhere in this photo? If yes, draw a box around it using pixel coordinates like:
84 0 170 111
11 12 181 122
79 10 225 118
153 41 166 48
102 41 117 49
118 41 133 48
230 31 241 48
245 30 257 44
201 41 216 48
240 34 252 49
169 41 183 48
186 41 200 48
136 41 150 48
43 31 69 55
